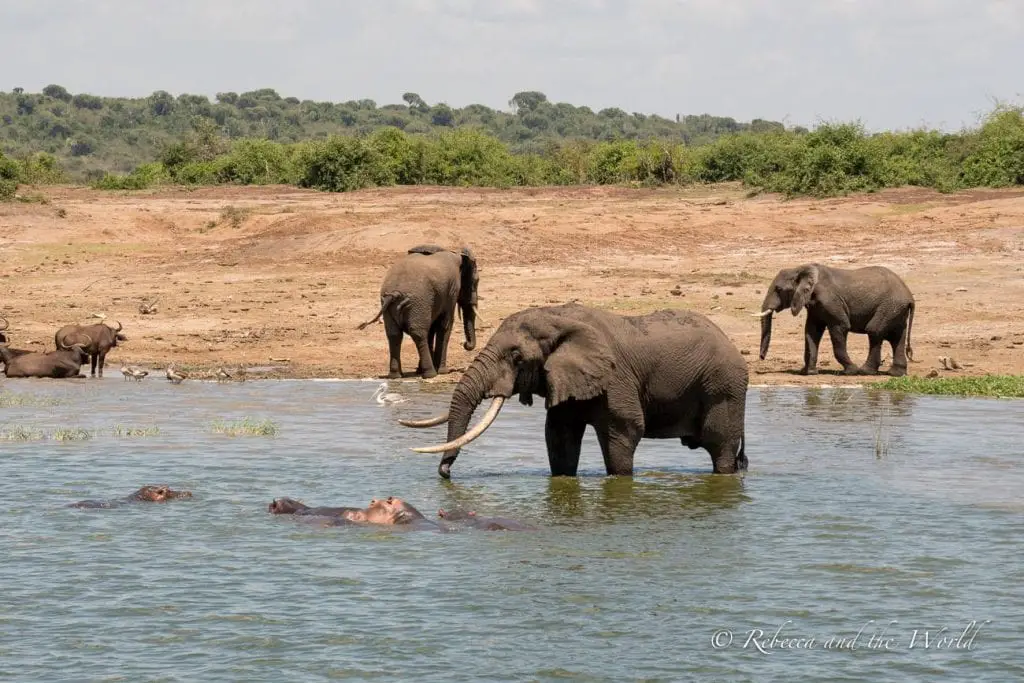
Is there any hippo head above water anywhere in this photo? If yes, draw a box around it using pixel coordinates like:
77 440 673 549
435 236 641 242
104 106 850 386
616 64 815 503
132 485 193 502
363 496 427 525
268 497 310 514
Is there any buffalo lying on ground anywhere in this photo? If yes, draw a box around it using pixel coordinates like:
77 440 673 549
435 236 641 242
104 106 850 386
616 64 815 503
0 339 90 378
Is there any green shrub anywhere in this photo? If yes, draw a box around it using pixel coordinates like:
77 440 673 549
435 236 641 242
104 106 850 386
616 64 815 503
91 162 169 190
960 106 1024 187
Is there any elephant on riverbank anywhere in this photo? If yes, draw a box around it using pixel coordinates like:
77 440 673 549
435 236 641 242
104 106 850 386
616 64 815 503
357 245 479 379
756 263 915 376
401 302 749 479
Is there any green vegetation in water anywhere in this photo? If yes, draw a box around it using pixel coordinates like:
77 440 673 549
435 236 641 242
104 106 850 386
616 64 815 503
209 417 279 437
0 425 46 441
877 374 1024 398
1 85 1022 199
51 427 95 442
0 391 65 408
111 425 161 437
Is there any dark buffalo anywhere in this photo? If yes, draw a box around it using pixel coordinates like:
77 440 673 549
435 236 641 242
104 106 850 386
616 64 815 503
54 319 126 378
0 338 90 378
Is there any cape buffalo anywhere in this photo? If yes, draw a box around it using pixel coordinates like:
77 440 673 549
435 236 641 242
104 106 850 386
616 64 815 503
54 319 126 378
0 339 90 378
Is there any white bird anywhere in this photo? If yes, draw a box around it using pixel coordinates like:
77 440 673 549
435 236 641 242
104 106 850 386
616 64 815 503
372 382 408 406
166 365 185 384
121 365 134 381
216 367 232 383
130 366 149 381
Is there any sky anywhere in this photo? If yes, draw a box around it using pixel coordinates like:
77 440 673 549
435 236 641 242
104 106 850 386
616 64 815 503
1 0 1022 132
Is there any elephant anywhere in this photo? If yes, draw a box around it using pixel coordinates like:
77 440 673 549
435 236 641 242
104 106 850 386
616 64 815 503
54 319 127 378
0 339 90 378
402 302 749 479
756 263 915 376
357 244 479 379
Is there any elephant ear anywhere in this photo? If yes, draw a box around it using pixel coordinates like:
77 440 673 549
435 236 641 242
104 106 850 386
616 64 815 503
790 265 819 315
538 318 616 409
459 247 478 305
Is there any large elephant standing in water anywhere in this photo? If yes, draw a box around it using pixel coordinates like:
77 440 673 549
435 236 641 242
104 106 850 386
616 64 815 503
756 263 915 376
402 303 749 479
358 245 479 379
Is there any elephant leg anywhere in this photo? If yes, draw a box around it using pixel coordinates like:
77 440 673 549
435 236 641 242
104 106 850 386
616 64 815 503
860 334 885 375
887 327 909 377
436 311 456 374
594 418 644 477
383 317 404 379
701 399 746 474
826 324 859 374
410 332 436 379
801 317 826 375
544 411 587 477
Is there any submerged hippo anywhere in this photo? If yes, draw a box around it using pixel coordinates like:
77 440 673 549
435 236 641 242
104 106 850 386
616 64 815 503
68 485 193 509
438 507 537 531
268 495 442 530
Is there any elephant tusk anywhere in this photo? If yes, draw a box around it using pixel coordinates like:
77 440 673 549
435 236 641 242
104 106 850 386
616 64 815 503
410 396 505 453
398 412 451 428
751 309 774 318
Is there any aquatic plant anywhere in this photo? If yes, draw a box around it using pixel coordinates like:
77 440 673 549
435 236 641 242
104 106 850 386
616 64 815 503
51 427 95 442
111 425 161 437
0 391 65 408
877 374 1024 399
0 425 46 441
209 417 278 437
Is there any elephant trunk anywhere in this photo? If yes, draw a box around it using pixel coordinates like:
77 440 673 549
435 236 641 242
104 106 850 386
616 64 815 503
759 310 773 360
461 303 477 351
414 351 497 479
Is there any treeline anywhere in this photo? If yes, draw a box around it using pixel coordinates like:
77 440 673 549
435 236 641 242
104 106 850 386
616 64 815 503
0 86 786 177
1 87 1022 201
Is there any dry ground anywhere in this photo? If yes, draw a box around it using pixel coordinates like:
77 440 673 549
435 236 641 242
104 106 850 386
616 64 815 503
2 182 1024 385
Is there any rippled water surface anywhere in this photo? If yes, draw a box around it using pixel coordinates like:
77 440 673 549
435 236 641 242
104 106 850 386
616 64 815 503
1 378 1022 681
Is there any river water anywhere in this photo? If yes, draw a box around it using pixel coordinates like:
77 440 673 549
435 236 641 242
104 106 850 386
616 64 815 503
0 378 1021 681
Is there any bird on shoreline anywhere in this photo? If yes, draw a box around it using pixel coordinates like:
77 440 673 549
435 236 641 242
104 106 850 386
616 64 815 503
372 382 408 406
166 365 185 384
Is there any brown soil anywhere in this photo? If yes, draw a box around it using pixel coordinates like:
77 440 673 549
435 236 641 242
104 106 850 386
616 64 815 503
3 182 1024 385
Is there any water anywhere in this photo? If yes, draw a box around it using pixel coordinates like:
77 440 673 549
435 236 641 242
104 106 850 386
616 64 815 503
1 378 1022 682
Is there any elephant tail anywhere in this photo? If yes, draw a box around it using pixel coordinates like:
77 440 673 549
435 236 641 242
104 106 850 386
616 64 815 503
356 293 404 330
906 301 915 362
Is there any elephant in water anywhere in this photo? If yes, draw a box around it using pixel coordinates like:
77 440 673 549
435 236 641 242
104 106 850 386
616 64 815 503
357 244 479 379
401 302 749 479
756 263 915 376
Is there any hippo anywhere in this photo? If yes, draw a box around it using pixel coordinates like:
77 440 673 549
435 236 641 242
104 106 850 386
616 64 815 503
68 485 193 509
438 507 537 531
268 495 443 530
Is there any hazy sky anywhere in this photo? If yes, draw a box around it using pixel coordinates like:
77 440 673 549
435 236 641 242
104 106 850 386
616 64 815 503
2 0 1021 131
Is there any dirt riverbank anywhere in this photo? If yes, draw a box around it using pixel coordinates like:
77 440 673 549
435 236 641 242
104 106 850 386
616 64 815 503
2 182 1023 385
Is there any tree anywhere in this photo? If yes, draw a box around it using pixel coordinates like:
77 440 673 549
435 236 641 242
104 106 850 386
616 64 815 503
149 90 175 116
43 84 73 102
402 92 429 113
510 91 547 114
431 103 455 127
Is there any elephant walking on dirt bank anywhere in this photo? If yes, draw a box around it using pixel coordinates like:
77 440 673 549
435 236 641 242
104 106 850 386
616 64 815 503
756 263 915 376
401 303 749 479
358 245 479 379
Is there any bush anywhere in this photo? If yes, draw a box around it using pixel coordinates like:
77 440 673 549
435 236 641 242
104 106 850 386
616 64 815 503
296 135 393 192
0 152 18 200
91 162 169 190
16 152 67 184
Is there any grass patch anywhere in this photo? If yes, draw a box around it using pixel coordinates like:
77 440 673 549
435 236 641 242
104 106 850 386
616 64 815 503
219 205 251 228
209 417 278 437
111 425 161 437
52 427 95 442
0 425 46 441
877 374 1024 398
0 391 65 408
